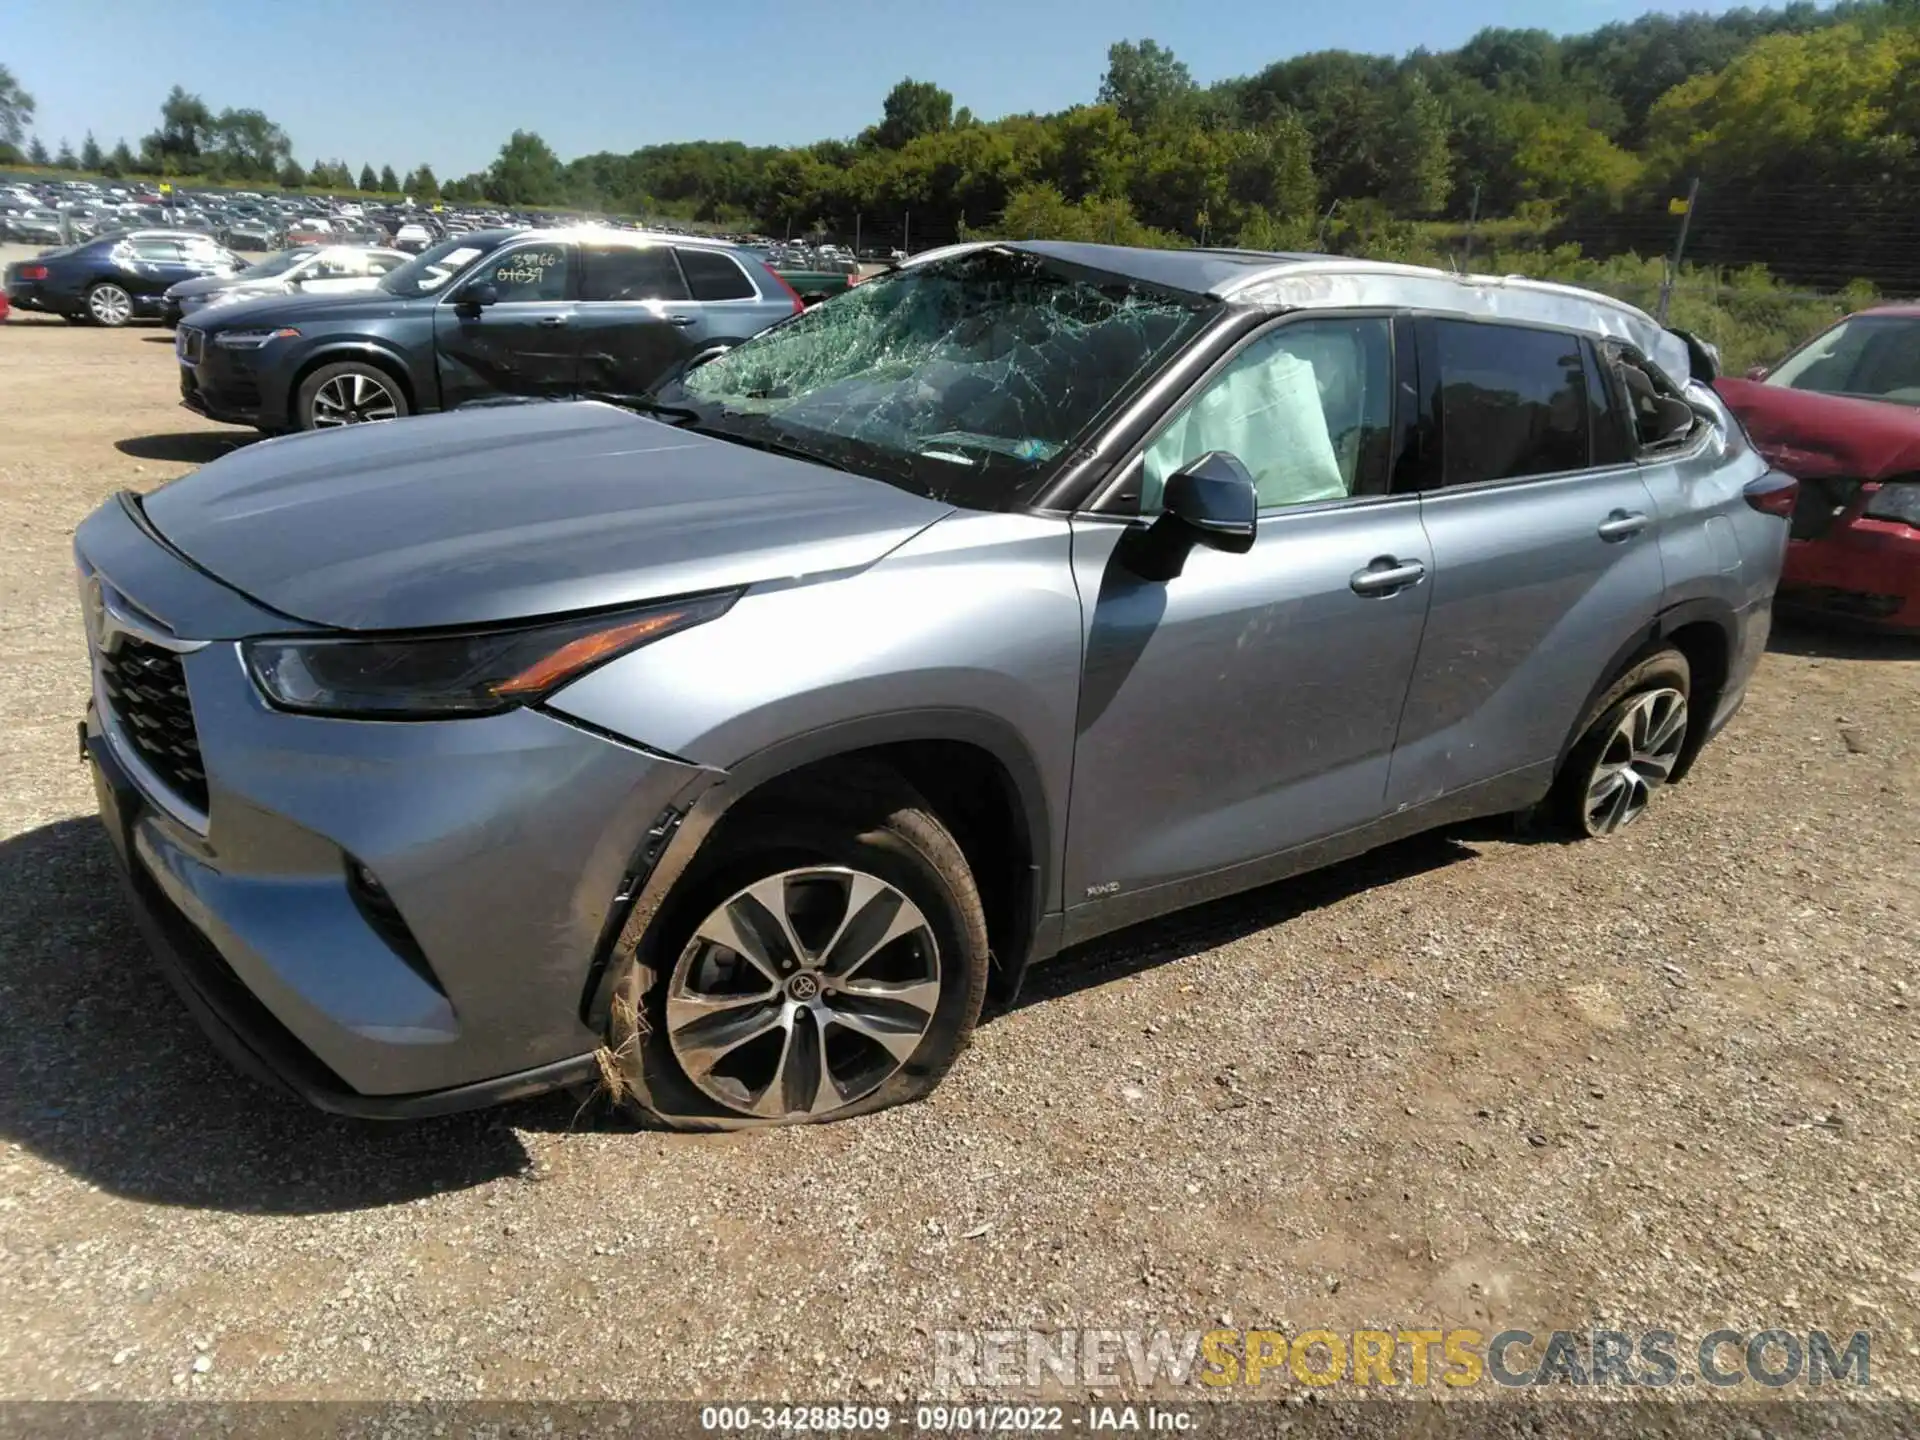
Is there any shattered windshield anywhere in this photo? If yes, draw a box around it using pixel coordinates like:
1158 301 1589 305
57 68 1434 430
664 247 1216 507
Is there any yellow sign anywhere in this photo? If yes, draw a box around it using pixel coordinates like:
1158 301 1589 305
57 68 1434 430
1668 196 1691 215
159 182 173 194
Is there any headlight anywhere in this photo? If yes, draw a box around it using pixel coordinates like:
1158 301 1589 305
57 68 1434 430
1862 481 1920 527
243 593 736 718
199 288 251 309
213 326 300 348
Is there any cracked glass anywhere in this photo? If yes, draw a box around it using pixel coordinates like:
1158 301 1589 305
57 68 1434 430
664 247 1217 509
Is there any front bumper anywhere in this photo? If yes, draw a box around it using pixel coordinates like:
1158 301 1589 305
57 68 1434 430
75 500 714 1114
1781 517 1920 632
178 333 279 428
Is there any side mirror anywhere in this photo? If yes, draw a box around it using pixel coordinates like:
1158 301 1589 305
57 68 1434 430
1124 451 1258 581
459 281 499 312
1745 364 1769 382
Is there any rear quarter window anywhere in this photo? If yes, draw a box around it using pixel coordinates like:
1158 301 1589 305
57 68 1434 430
676 247 757 301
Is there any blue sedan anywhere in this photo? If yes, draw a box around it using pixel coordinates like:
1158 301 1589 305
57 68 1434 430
3 229 241 326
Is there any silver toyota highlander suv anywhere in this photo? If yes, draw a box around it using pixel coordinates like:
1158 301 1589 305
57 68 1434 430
75 242 1795 1128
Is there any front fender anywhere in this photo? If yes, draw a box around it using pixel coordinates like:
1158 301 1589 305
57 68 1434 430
544 510 1086 916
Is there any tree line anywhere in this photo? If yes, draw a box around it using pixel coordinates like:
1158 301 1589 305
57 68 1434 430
0 78 442 199
5 1 1920 286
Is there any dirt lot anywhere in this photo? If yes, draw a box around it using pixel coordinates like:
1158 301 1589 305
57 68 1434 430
0 310 1917 1415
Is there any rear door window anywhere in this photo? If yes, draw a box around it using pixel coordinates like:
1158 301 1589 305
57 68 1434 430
676 247 756 300
581 245 688 302
1432 320 1590 486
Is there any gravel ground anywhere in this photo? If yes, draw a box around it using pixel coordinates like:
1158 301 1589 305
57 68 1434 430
0 311 1916 1421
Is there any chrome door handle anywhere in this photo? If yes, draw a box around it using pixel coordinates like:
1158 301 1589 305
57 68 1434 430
536 315 569 328
1597 510 1649 541
1350 558 1427 595
666 314 698 327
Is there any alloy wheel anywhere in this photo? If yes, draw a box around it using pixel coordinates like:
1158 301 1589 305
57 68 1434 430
311 372 399 427
88 284 132 326
1582 687 1688 836
666 866 941 1120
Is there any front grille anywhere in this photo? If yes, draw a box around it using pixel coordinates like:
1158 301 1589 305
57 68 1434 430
176 326 204 365
100 637 208 814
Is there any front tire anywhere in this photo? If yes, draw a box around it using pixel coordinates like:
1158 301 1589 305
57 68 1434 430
86 282 134 327
601 767 990 1128
295 361 409 430
1552 648 1692 838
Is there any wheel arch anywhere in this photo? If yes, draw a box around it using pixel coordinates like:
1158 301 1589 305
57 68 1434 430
579 708 1055 1028
289 344 418 416
1554 598 1737 786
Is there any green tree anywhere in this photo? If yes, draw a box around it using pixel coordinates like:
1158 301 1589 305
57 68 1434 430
868 78 954 151
54 136 76 169
26 134 48 166
1645 22 1920 187
358 162 378 192
108 139 135 173
142 85 214 167
1099 39 1195 130
1050 104 1136 202
207 108 292 180
279 158 307 188
79 130 102 170
409 162 440 198
1382 75 1451 216
484 130 564 205
378 163 399 193
0 62 33 150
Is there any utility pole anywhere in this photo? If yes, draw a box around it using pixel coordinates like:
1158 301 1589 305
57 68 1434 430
1656 177 1701 326
854 212 862 256
1462 184 1482 270
903 210 910 255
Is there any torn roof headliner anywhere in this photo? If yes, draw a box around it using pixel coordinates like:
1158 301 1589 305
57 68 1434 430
902 240 1693 391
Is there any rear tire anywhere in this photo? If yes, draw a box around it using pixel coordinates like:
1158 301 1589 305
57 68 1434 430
86 283 134 327
1551 648 1692 838
601 766 989 1129
295 361 410 430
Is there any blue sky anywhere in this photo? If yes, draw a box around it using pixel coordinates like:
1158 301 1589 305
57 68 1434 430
4 0 1744 178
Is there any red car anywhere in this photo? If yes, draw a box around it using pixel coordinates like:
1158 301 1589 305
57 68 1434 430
0 289 9 323
1715 305 1920 633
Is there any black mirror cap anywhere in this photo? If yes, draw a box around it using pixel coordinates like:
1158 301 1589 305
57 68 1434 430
460 281 499 309
1163 451 1258 554
1670 327 1721 384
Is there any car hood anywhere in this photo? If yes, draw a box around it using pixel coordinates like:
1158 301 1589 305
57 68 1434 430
139 400 953 630
1715 377 1920 480
167 273 283 300
188 287 422 329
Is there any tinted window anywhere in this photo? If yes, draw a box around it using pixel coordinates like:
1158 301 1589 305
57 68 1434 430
677 247 756 301
581 245 687 302
1435 321 1589 486
480 244 570 302
1143 317 1395 512
129 239 183 263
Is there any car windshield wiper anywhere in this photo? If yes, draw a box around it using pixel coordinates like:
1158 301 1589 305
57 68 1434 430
584 391 703 425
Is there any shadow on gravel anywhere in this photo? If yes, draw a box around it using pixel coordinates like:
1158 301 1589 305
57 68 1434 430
1767 612 1920 661
1009 830 1479 1014
0 816 545 1214
115 431 259 465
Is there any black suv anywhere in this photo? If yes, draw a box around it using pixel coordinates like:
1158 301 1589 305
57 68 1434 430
175 229 803 432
